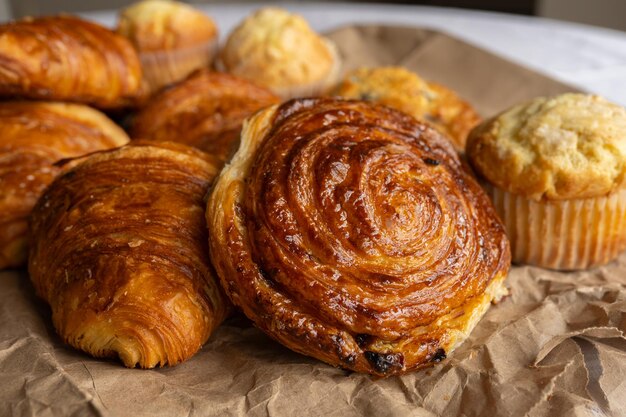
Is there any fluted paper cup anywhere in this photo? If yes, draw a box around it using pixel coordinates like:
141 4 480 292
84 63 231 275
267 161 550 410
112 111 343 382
488 185 626 270
140 40 218 94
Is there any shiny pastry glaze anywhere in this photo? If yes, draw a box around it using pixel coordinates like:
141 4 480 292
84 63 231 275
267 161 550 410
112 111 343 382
29 142 230 368
0 16 143 109
0 101 128 269
208 98 510 376
132 70 279 162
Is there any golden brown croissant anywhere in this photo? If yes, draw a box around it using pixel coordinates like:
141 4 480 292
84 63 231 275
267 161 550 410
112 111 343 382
0 101 129 270
207 98 510 376
0 16 143 109
29 141 230 368
131 70 280 162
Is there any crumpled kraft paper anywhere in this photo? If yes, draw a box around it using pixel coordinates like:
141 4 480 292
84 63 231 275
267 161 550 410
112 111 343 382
1 25 625 417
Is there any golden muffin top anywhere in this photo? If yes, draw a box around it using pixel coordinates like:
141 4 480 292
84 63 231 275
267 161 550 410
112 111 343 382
117 0 217 51
467 93 626 200
332 66 480 151
220 8 338 94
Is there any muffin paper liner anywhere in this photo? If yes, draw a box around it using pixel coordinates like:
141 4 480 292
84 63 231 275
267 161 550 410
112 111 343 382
489 185 626 270
141 40 218 93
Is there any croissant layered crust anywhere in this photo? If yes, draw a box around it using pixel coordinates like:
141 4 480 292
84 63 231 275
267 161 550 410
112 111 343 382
0 16 143 108
132 70 280 162
207 98 510 376
29 142 230 368
0 101 129 269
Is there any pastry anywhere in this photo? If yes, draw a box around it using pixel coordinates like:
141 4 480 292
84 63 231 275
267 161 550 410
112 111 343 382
332 66 481 152
207 98 511 376
219 8 340 99
29 141 230 368
117 0 218 94
0 101 129 270
0 16 143 109
131 70 280 162
467 93 626 270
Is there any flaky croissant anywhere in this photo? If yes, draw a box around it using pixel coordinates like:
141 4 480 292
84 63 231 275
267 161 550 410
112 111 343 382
29 142 230 368
132 70 280 162
0 101 129 270
207 98 510 376
0 16 143 109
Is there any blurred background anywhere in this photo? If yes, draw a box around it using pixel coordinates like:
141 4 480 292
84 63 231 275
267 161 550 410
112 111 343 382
0 0 624 32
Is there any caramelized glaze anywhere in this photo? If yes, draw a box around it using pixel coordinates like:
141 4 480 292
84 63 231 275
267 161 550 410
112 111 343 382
29 142 230 367
207 98 510 376
0 16 143 109
0 101 128 269
132 71 280 162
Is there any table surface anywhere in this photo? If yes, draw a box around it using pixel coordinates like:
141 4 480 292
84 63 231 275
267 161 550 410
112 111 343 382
83 1 626 107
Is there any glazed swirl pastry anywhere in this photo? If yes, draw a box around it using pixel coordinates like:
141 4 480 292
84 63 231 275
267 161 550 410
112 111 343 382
0 101 128 270
29 142 230 368
0 16 143 109
132 71 279 162
207 98 511 376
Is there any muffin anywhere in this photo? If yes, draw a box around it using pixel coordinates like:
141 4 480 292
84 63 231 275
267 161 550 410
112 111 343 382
332 66 481 152
117 0 218 94
467 93 626 270
219 7 340 99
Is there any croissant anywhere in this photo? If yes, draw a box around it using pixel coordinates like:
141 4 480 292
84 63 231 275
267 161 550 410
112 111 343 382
132 70 280 162
207 98 511 376
0 101 128 270
0 16 143 109
29 141 230 368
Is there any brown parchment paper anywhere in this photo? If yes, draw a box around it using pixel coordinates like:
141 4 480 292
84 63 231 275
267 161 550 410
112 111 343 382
1 25 625 417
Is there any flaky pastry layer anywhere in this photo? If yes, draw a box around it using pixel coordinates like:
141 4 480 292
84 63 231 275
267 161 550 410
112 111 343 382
0 16 143 109
207 98 510 376
0 101 128 269
29 142 230 368
132 70 279 162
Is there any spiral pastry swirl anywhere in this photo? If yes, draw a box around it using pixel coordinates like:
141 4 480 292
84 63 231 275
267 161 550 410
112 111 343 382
208 98 510 376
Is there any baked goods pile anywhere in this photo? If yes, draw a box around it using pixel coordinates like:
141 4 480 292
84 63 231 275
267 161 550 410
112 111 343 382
1 0 624 377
